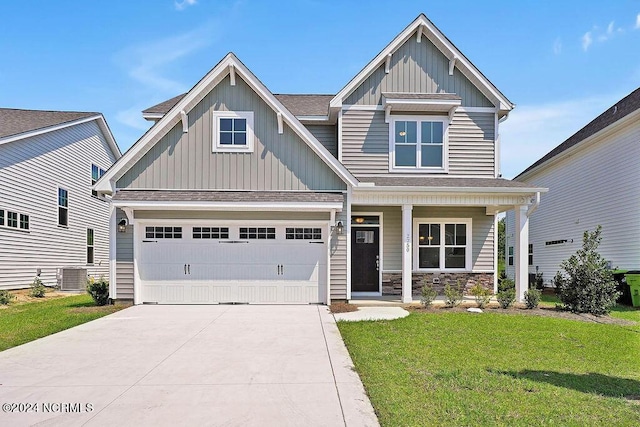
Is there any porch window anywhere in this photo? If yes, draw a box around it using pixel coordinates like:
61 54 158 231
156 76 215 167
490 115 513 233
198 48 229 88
212 111 254 153
390 116 447 171
415 219 471 270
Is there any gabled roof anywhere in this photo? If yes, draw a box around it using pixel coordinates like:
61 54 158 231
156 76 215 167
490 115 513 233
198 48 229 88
96 53 358 194
0 108 98 139
0 108 121 158
516 87 640 180
142 93 333 118
330 14 513 112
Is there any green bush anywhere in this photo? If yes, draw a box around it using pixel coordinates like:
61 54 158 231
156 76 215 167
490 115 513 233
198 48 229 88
29 277 46 298
420 284 437 308
534 272 545 291
0 290 15 305
553 226 620 315
496 278 515 309
524 288 541 309
470 283 492 308
87 276 110 306
443 281 464 308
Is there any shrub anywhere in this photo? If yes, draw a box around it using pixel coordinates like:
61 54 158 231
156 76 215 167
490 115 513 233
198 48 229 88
87 276 110 306
420 284 437 308
29 277 46 298
553 226 620 315
534 272 545 291
0 290 15 305
443 281 464 308
524 288 541 309
470 283 492 308
496 278 516 309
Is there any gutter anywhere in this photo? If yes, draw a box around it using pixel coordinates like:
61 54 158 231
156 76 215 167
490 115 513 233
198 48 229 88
527 192 541 217
354 184 548 194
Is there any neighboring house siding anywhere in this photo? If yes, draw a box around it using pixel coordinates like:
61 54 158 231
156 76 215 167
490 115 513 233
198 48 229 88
341 109 495 178
0 121 116 289
354 206 493 271
449 112 495 177
306 125 338 158
344 36 493 107
115 208 134 300
117 75 345 191
506 118 640 284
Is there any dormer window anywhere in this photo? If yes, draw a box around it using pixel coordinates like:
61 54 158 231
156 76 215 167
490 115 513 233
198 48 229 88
212 111 254 153
390 115 448 172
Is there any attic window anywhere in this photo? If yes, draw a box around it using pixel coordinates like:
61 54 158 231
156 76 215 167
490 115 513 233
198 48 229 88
212 111 254 153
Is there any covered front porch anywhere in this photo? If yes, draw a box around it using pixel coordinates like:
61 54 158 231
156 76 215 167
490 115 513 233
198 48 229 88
347 177 546 303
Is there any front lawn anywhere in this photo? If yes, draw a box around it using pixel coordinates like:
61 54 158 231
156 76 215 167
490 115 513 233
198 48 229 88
338 312 640 426
0 294 127 351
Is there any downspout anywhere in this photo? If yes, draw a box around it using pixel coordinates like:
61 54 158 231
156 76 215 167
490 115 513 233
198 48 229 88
527 192 541 217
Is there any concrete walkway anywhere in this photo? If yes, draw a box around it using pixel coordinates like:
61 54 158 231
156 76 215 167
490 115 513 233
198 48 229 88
0 305 378 427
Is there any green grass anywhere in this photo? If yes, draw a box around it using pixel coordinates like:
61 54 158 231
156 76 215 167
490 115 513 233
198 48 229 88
539 293 640 322
338 312 640 426
0 294 127 351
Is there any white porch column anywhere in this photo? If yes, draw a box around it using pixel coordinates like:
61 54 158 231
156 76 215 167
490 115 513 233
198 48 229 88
108 205 117 300
401 204 413 303
514 205 529 302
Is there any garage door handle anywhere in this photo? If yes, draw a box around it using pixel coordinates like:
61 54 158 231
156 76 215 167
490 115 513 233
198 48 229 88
184 264 187 274
188 264 191 275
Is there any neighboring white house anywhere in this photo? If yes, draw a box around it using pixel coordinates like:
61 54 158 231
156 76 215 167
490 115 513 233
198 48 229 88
506 87 640 285
0 109 121 289
96 14 545 305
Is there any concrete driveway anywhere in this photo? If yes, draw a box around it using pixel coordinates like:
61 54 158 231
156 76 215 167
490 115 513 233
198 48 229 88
0 305 378 427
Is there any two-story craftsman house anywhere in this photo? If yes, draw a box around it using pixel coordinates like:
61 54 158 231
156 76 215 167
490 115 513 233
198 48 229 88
96 14 545 304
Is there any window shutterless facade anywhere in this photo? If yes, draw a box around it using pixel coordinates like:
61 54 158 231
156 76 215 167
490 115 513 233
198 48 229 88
58 188 69 226
390 115 447 172
414 219 471 271
91 164 105 197
212 111 254 153
87 228 94 264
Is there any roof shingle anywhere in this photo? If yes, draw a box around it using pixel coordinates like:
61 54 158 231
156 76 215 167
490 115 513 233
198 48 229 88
0 108 98 139
366 176 538 189
112 190 345 204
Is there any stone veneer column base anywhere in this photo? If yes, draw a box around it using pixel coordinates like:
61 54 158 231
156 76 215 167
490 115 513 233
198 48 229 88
382 272 494 296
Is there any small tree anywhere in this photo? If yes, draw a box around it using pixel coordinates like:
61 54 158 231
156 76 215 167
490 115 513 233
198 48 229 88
470 283 492 308
553 226 619 315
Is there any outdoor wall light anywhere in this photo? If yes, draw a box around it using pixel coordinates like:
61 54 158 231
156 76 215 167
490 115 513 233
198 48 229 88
334 221 344 235
117 219 128 233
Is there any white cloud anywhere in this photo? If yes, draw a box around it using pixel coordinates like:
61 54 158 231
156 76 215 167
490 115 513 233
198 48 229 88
635 13 640 29
175 0 197 11
115 107 154 132
581 31 592 51
553 38 562 55
500 93 624 178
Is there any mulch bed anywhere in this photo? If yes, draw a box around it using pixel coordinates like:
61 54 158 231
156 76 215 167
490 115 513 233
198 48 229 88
330 302 360 313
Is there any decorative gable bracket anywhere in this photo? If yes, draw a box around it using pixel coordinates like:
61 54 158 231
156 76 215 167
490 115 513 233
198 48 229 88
180 110 188 133
448 56 458 76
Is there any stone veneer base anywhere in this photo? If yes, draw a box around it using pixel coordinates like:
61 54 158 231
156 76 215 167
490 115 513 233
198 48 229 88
382 272 494 296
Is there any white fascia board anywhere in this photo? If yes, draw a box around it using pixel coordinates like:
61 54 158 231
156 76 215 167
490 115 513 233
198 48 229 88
96 53 358 194
515 107 640 182
353 185 548 195
329 14 513 112
111 200 344 212
95 115 123 159
297 115 331 122
142 112 164 121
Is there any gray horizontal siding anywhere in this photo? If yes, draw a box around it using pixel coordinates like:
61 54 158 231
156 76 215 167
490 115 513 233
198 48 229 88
0 121 115 289
116 262 134 300
449 111 495 177
330 195 348 300
117 75 345 192
306 125 338 158
341 110 389 178
345 36 493 107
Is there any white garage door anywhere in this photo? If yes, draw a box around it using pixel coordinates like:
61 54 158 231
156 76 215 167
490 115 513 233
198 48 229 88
138 223 327 304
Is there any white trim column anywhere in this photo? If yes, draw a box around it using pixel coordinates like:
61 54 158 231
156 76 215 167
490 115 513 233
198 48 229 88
108 205 117 300
514 205 529 302
401 204 413 303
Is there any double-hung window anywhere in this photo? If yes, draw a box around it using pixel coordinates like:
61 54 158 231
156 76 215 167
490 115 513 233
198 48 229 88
391 116 447 171
91 164 105 197
415 219 471 270
212 111 254 153
58 188 69 226
87 228 94 264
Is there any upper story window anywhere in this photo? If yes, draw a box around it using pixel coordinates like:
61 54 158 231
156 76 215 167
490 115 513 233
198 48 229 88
58 188 69 227
212 111 254 153
390 116 447 172
91 164 105 197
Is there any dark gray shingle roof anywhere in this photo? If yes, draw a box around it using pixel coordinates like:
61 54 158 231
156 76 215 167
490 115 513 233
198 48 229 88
113 190 345 204
0 108 98 139
517 87 640 178
142 94 333 117
382 92 462 100
366 176 538 189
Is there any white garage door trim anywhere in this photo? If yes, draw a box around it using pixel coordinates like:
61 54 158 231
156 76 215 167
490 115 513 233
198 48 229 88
133 219 331 305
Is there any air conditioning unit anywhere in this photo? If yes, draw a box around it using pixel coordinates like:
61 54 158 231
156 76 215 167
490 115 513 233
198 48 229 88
58 267 87 292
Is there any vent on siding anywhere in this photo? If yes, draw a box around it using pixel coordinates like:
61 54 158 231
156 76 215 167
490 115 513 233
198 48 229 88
58 267 87 292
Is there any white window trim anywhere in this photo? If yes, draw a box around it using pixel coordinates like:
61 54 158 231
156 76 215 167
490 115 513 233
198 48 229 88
0 209 30 233
91 164 106 199
388 114 449 173
58 187 69 227
413 218 472 272
212 111 255 153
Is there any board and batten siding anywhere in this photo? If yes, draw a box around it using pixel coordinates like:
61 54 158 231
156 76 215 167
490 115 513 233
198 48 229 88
305 125 338 158
341 109 495 178
354 206 494 272
344 36 493 108
117 75 345 192
0 121 116 289
506 118 640 284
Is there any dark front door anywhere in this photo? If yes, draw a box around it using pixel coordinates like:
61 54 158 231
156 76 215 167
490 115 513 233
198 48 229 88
351 227 380 292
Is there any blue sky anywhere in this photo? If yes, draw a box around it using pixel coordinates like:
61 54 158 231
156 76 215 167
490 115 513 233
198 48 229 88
2 1 639 178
